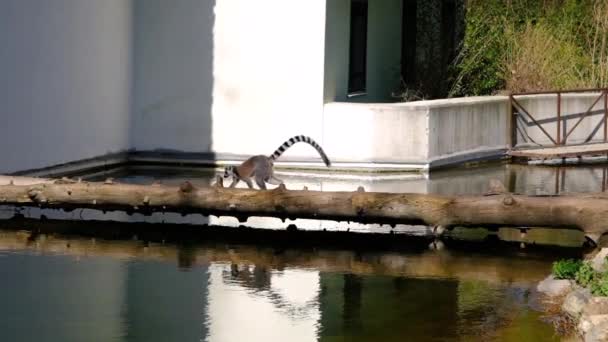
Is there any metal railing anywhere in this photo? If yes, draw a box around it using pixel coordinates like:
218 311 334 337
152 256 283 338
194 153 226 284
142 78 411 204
509 88 608 147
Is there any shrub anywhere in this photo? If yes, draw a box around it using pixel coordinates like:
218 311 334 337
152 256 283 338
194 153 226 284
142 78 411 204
449 0 608 96
575 262 597 287
552 259 583 279
502 23 588 93
590 272 608 296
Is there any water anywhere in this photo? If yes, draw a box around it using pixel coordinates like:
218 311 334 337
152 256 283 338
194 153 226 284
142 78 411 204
0 230 573 342
1 161 599 341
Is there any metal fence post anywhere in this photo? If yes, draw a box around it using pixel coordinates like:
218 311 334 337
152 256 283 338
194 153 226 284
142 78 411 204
604 89 607 142
557 92 561 145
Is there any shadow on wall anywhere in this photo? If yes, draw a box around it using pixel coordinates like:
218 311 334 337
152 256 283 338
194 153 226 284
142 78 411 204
0 0 133 173
111 4 217 338
131 0 216 161
131 0 218 225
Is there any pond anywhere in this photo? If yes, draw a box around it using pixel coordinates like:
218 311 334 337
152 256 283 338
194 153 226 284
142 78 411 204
0 161 600 341
0 229 580 342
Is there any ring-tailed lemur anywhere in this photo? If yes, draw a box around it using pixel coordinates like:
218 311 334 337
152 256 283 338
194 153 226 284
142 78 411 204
223 135 331 190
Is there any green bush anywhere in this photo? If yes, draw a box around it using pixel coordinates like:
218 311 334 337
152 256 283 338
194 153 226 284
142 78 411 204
590 272 608 296
450 0 608 96
552 259 583 279
552 256 608 295
575 262 597 287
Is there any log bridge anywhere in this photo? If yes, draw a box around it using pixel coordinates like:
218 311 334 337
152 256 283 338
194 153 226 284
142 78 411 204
0 175 606 246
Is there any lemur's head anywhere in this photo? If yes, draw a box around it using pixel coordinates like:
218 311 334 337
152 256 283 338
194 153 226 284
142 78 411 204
223 166 235 179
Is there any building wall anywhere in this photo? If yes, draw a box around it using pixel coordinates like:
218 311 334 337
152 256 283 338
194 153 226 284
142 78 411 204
0 0 132 173
210 0 328 158
324 0 402 103
131 0 215 152
5 1 602 175
131 0 328 159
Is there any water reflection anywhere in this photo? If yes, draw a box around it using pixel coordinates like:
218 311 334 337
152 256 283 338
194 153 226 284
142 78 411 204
0 230 574 341
123 258 208 342
208 264 320 342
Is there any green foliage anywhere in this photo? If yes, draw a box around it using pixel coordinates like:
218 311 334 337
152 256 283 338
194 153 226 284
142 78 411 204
449 0 508 96
552 259 582 280
450 0 608 96
551 256 608 296
575 262 596 287
590 272 608 296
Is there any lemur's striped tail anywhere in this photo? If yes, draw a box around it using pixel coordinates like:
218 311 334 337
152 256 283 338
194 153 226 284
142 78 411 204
270 135 331 166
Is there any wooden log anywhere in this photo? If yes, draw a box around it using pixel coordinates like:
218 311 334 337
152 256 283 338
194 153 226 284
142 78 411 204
0 175 606 244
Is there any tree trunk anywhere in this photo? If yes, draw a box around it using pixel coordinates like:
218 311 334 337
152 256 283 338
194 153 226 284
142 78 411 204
0 175 605 244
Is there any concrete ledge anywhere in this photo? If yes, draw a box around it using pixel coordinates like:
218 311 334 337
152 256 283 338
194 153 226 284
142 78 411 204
397 95 509 109
428 147 509 169
12 152 129 178
131 151 429 172
323 96 510 171
22 149 509 176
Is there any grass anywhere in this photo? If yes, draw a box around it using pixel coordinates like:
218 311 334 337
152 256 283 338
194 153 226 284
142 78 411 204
449 0 608 96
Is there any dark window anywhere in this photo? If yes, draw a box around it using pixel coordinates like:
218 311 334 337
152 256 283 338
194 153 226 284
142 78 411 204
441 0 456 67
401 0 417 85
348 0 368 94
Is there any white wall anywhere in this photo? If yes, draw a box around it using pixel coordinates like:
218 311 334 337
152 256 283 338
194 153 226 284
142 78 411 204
211 0 328 158
131 0 329 160
0 0 132 173
323 96 510 170
323 102 429 165
324 0 402 103
131 0 215 152
427 96 510 166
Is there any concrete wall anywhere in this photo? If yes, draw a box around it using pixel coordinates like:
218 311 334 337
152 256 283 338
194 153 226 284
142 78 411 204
324 0 402 103
427 96 509 168
131 0 215 152
515 93 606 146
210 0 327 159
131 0 328 159
323 96 509 170
323 102 428 166
0 0 132 173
